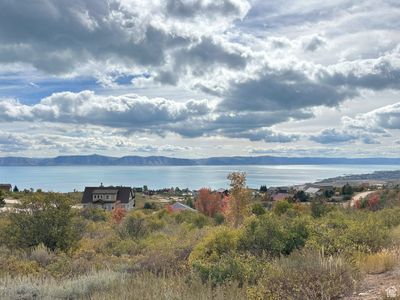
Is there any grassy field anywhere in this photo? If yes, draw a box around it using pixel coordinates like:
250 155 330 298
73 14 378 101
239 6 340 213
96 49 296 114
1 178 400 299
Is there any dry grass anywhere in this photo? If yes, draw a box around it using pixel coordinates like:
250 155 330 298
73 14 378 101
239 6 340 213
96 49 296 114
357 250 397 275
91 272 246 300
0 270 246 300
0 270 124 299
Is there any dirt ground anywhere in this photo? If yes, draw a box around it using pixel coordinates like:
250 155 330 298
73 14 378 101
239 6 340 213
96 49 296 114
344 265 400 299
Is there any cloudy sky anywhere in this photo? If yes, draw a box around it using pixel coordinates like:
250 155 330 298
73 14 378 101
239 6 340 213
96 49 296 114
0 0 399 158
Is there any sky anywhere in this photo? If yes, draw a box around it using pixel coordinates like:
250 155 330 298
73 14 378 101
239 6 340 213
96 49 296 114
0 0 399 158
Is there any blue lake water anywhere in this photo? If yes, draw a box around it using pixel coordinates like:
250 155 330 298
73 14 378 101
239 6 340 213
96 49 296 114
1 165 399 192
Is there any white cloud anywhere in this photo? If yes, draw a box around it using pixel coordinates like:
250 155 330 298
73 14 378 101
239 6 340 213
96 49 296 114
0 0 400 157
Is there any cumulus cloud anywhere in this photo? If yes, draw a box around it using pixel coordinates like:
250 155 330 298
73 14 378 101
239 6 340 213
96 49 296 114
0 0 250 77
0 91 211 130
165 0 249 19
0 90 309 143
1 0 400 156
310 102 400 145
310 129 358 144
0 128 195 155
219 65 355 112
302 35 326 52
319 47 400 91
344 102 400 131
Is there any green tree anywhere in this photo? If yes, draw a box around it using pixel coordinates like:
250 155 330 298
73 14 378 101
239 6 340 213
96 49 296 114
311 198 329 218
13 185 19 193
0 190 5 208
5 193 81 251
259 185 268 193
342 183 353 196
294 190 309 202
324 189 334 198
252 203 266 216
225 172 251 228
273 200 292 215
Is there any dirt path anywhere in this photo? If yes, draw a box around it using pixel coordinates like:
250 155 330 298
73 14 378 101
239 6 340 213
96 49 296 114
350 191 376 207
344 265 400 299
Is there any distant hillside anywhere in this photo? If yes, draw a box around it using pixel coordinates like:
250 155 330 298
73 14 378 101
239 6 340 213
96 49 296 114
319 170 400 183
1 154 400 166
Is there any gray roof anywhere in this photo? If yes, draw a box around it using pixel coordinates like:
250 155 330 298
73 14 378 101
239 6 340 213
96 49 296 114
170 202 196 212
82 186 134 204
93 189 118 194
305 187 321 194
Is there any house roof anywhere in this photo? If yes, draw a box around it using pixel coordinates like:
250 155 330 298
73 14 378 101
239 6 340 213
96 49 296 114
169 202 196 212
305 187 321 194
272 193 292 201
82 186 134 204
0 184 11 188
93 189 118 194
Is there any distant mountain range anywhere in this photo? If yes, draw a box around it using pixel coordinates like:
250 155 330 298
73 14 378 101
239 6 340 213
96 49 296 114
1 154 400 166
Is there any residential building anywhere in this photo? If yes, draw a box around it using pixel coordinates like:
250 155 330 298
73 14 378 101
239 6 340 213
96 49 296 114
272 193 293 201
82 186 135 211
0 184 12 192
304 187 322 197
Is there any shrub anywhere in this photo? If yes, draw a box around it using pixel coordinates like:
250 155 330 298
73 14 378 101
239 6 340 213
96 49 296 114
30 243 55 267
307 210 390 255
5 193 81 251
0 256 42 277
189 227 240 264
119 211 149 239
238 214 309 256
81 207 108 222
214 213 225 225
273 200 292 215
112 207 126 224
251 203 266 216
174 211 210 228
143 202 156 209
192 253 263 285
311 198 330 218
249 250 357 299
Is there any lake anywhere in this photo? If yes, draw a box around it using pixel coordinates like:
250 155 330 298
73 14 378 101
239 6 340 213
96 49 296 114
1 164 400 192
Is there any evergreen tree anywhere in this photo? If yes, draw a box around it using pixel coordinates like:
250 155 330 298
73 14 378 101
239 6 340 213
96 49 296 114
0 191 5 208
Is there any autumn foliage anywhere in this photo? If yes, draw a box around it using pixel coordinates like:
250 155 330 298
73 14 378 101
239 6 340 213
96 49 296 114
112 207 126 224
354 192 382 211
224 172 251 227
195 188 224 217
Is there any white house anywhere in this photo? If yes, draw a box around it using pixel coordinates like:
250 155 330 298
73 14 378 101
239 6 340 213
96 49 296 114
81 186 135 211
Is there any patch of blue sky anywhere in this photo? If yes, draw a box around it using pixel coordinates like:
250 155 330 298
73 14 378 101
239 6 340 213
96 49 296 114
114 72 151 85
0 75 99 104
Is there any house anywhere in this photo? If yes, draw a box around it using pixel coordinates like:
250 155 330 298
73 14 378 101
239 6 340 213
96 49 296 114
168 202 196 213
81 186 135 211
272 193 293 201
0 184 12 192
304 187 322 197
216 188 229 198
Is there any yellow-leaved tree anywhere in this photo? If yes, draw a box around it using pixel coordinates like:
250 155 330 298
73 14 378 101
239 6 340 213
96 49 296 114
225 172 251 227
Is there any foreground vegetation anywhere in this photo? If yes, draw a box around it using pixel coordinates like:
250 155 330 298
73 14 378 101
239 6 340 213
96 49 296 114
1 174 400 299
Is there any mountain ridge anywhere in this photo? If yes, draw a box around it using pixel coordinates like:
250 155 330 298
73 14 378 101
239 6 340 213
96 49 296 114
1 154 400 166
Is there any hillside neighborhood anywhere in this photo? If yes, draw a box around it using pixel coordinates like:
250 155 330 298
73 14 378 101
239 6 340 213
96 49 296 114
2 171 399 214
